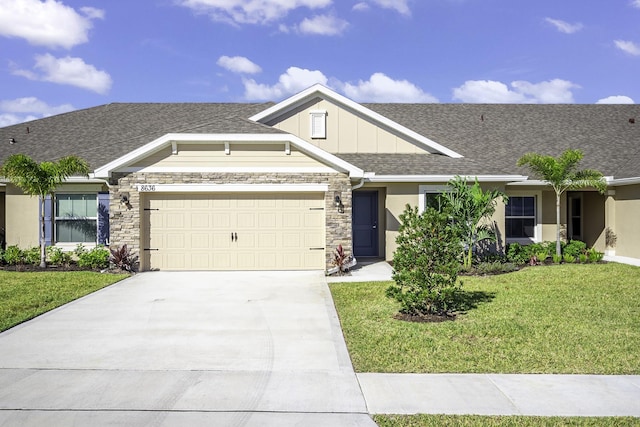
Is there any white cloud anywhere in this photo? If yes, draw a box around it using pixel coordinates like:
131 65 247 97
452 79 579 103
0 0 104 49
243 66 328 100
342 73 437 102
545 17 583 34
614 40 640 56
0 97 74 126
596 95 635 104
352 2 370 12
297 14 348 35
242 68 436 102
80 7 105 20
217 55 262 74
176 0 332 25
13 54 112 94
632 0 640 8
370 0 411 16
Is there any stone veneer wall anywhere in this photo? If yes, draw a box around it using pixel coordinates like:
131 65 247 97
109 172 352 271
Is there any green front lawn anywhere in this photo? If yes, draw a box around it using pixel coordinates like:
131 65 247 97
0 271 129 332
330 263 640 374
374 415 640 427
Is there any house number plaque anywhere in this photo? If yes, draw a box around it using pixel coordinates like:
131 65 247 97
137 184 156 192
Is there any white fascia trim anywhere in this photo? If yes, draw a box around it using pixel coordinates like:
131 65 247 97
120 166 336 174
92 133 364 179
135 183 329 193
366 174 529 183
249 84 464 159
606 176 640 186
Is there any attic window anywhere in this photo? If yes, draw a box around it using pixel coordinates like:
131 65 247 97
310 110 327 139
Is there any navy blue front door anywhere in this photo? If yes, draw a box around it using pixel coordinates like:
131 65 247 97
353 191 378 257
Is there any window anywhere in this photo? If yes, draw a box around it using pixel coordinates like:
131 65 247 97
419 185 448 213
310 110 327 139
505 196 536 239
424 192 445 211
55 194 98 243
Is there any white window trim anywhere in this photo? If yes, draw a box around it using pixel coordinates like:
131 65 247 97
54 192 99 245
310 110 327 139
505 191 542 244
418 185 449 213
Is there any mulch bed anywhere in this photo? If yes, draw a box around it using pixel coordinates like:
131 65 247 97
393 312 457 323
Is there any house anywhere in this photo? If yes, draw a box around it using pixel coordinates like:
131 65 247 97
1 84 639 270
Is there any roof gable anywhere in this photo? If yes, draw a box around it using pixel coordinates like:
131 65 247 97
249 84 463 158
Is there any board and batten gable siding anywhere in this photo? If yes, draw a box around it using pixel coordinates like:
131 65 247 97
129 143 333 170
614 183 640 259
267 98 430 154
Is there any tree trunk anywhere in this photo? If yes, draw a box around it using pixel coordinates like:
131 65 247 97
40 196 46 268
556 192 561 257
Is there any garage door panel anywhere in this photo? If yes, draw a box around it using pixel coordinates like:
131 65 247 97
145 192 325 271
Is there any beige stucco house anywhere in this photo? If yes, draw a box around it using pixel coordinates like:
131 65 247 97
1 84 639 270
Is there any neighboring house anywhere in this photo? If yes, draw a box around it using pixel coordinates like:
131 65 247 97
1 84 638 270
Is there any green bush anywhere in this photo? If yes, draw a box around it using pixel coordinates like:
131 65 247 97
564 240 587 258
579 253 588 263
386 206 463 316
563 253 576 264
3 245 24 265
552 253 563 264
23 247 41 266
586 248 604 263
47 246 72 267
77 245 110 269
506 243 528 264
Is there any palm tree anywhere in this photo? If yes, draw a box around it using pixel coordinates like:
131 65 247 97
1 154 90 268
517 149 606 257
440 176 507 269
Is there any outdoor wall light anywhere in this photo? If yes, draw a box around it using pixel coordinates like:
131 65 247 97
119 192 130 205
9 138 15 144
334 193 344 213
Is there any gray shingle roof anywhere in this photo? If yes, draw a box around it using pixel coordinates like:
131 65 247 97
364 103 640 178
0 103 279 170
1 101 638 179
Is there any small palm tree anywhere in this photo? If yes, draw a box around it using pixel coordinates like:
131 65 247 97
440 176 507 269
1 154 90 268
517 149 606 257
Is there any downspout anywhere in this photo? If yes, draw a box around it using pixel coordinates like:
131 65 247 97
351 177 366 190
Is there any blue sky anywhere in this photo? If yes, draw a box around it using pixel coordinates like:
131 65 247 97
1 0 639 126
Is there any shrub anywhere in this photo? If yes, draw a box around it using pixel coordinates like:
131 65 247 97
506 243 528 264
535 250 549 264
563 253 576 264
586 248 604 263
109 244 138 272
579 253 588 263
564 240 587 258
77 245 110 269
23 247 40 266
47 246 72 267
386 206 462 316
3 245 24 265
552 253 563 264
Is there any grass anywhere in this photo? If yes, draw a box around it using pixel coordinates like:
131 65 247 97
330 263 640 374
374 415 640 427
0 271 129 332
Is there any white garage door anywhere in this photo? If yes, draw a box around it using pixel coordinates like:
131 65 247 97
143 193 326 270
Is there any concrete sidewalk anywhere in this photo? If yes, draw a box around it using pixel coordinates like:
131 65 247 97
358 373 640 417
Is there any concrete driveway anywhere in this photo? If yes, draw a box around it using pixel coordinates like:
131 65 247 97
0 271 375 426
